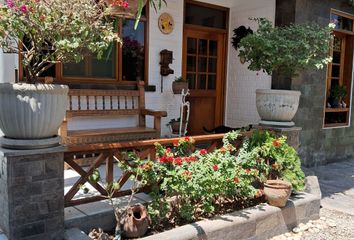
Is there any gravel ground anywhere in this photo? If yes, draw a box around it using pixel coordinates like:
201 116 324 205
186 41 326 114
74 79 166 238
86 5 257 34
271 208 354 240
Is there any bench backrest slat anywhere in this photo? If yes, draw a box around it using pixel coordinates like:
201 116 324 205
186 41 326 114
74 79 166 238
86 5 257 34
66 82 146 121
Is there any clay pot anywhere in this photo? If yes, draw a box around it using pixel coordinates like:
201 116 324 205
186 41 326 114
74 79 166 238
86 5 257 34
172 81 188 94
170 121 186 134
120 204 150 238
263 179 292 207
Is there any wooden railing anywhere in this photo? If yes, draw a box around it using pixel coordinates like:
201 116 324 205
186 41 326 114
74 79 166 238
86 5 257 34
64 134 228 207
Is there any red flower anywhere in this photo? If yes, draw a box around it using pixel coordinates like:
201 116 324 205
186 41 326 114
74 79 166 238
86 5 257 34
184 136 190 142
159 156 167 164
212 164 219 171
167 156 174 163
173 157 183 166
245 169 251 174
199 149 208 156
234 177 240 184
272 139 281 147
166 148 171 153
185 156 197 163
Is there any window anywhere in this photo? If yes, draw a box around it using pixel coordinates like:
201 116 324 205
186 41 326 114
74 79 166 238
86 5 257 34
20 8 148 85
324 10 354 128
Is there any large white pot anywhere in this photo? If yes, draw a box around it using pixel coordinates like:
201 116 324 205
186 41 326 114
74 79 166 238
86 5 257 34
0 83 68 139
256 89 301 123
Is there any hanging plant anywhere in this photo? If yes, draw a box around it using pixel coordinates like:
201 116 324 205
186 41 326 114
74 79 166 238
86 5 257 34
231 26 253 51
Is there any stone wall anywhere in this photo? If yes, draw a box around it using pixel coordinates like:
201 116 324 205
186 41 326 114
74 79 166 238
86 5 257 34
276 0 354 166
0 147 64 240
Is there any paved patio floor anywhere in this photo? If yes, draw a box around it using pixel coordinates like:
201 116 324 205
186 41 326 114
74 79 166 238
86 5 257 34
309 159 354 215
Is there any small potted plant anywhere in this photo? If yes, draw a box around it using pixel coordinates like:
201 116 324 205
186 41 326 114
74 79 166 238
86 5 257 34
238 18 333 126
172 76 189 94
329 85 347 108
167 118 187 134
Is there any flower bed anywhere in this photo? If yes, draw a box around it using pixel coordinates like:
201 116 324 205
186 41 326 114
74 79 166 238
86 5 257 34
86 130 305 239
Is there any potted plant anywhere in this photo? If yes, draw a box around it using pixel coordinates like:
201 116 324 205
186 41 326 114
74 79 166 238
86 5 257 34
167 118 187 134
172 76 188 94
238 18 333 126
329 85 347 108
244 130 305 207
0 0 131 148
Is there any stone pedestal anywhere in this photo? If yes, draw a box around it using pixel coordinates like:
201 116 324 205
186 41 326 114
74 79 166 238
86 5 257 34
0 146 64 240
255 125 302 150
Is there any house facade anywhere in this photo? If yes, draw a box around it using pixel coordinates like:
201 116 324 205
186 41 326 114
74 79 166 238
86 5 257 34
1 0 354 166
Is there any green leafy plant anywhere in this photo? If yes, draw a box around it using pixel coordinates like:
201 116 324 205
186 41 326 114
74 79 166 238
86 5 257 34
125 134 264 226
238 18 334 78
330 85 347 101
174 76 188 82
241 130 305 191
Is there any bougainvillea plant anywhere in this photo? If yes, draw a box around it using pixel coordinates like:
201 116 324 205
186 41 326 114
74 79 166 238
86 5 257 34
0 0 166 84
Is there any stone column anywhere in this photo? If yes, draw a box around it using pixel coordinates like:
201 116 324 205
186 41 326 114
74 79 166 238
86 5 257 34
0 146 64 240
255 125 302 151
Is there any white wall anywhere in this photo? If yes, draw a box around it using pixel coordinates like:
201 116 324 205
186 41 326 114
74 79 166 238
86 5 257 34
225 0 275 128
0 52 17 83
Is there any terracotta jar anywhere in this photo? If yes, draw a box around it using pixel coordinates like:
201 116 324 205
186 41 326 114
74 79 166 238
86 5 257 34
120 204 150 238
263 179 292 207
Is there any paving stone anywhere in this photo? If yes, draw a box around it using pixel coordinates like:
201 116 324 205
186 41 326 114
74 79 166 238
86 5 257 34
64 228 90 240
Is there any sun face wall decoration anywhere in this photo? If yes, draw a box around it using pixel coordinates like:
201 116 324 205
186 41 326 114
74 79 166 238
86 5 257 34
158 13 174 34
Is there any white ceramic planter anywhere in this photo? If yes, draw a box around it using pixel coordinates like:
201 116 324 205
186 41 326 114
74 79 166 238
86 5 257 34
256 89 301 124
0 83 68 139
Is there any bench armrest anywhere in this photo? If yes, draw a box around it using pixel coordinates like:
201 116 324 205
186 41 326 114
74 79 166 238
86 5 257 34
141 109 167 117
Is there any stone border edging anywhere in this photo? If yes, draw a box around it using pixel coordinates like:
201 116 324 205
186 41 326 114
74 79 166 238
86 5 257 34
141 192 320 240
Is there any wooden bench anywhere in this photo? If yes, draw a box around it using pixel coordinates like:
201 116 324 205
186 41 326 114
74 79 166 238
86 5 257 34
60 82 167 145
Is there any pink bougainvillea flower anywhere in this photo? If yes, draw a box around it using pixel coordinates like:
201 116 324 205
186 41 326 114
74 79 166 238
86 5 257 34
212 164 219 171
19 5 28 13
121 1 129 8
6 0 15 8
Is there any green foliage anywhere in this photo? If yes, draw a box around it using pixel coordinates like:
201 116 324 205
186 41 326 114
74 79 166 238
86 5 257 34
174 76 188 82
238 18 334 78
330 85 347 100
127 135 262 225
241 130 305 191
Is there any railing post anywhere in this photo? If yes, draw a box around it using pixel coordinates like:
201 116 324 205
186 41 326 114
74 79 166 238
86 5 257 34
0 146 64 240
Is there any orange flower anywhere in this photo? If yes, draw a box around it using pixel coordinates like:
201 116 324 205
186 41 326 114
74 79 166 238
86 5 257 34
245 169 251 174
234 177 240 184
182 170 192 179
173 140 179 146
272 139 281 147
255 189 264 198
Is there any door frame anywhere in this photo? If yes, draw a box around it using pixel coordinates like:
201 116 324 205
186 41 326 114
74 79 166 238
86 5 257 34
182 0 229 127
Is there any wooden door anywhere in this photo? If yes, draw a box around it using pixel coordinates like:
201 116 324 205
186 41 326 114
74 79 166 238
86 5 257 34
183 27 226 135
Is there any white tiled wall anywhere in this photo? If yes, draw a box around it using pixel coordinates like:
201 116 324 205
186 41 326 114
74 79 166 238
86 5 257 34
225 0 275 128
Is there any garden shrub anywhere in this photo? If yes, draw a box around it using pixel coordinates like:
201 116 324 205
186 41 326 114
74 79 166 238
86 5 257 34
122 130 305 226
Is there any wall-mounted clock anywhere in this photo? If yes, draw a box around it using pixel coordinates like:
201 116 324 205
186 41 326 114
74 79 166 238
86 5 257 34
158 13 174 34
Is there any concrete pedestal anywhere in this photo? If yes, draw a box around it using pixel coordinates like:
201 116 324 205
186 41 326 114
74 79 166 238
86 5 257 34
255 125 302 150
0 146 64 240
